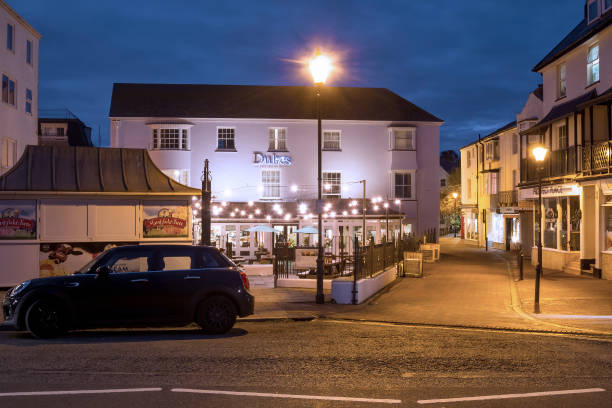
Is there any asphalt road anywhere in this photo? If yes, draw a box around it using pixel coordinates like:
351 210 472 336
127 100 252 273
0 319 610 407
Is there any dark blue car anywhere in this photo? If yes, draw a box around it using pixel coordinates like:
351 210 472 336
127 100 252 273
2 245 254 338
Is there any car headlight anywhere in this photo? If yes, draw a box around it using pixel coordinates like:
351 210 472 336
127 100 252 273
11 280 31 297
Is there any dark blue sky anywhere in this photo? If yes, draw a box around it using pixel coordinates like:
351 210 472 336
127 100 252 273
9 0 580 151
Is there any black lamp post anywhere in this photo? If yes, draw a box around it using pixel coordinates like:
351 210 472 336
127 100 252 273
309 49 332 305
532 145 548 314
452 192 458 237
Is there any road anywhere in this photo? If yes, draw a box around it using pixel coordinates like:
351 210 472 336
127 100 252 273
0 319 610 407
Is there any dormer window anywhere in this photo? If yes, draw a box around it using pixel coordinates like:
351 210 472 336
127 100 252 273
588 0 599 23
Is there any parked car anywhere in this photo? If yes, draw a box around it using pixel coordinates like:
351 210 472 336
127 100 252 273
2 245 254 338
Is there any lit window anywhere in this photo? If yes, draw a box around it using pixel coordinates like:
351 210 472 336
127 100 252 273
558 63 566 98
1 137 17 169
217 128 235 150
394 172 413 199
587 44 599 86
268 128 287 151
323 130 341 150
151 128 189 150
25 89 32 114
26 40 32 65
588 0 599 22
162 169 189 185
322 172 341 198
390 128 415 150
261 169 280 199
6 24 14 51
490 172 498 195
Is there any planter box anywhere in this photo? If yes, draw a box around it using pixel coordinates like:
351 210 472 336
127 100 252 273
331 266 397 304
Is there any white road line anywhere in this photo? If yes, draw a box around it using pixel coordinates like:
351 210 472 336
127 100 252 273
0 388 162 397
417 388 606 404
171 388 402 404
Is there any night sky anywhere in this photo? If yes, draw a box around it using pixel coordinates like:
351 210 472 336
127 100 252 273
9 0 580 151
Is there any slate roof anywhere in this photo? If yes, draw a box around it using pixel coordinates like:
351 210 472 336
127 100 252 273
533 10 612 72
0 145 200 194
109 83 443 123
523 90 597 134
458 120 517 150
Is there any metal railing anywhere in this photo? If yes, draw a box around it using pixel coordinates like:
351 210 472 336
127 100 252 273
498 190 518 207
583 140 611 174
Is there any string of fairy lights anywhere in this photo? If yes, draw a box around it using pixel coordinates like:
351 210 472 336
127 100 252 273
190 180 402 222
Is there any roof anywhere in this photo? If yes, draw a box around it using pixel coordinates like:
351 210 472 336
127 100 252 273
532 84 543 101
109 83 443 123
459 120 517 150
0 0 41 39
524 90 597 134
532 10 612 72
0 145 200 194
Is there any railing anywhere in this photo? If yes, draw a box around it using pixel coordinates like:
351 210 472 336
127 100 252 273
520 146 579 183
583 141 612 174
39 134 68 143
498 190 518 207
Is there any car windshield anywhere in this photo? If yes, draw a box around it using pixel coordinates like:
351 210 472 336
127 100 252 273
74 249 111 274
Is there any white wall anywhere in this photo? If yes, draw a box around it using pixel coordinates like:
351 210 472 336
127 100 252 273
0 2 39 175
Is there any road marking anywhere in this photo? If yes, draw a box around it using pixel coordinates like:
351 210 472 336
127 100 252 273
0 388 162 397
417 388 606 404
172 388 402 404
538 314 612 320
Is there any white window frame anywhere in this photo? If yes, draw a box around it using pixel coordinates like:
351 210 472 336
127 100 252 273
587 43 599 86
557 63 566 99
261 169 281 199
217 127 236 151
323 130 341 150
1 137 17 169
322 171 342 198
268 127 287 151
393 170 415 200
389 127 416 151
150 127 189 150
556 123 568 150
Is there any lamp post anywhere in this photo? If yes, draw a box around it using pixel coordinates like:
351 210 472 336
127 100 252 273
309 49 332 305
395 198 401 239
452 192 458 237
532 145 548 314
384 202 390 242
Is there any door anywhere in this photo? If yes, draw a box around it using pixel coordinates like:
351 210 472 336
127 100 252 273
505 218 512 251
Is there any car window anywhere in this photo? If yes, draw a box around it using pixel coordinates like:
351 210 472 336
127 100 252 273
162 256 192 271
158 246 197 271
201 248 232 268
105 247 156 273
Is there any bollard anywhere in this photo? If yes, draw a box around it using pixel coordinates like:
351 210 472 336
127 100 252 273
519 250 524 281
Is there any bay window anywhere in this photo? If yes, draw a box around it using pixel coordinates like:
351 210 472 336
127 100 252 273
151 128 189 150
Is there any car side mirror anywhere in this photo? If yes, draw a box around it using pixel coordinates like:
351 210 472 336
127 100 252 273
95 265 111 279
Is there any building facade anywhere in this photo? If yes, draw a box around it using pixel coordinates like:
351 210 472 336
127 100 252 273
0 0 40 175
520 0 611 278
109 84 442 257
38 109 93 147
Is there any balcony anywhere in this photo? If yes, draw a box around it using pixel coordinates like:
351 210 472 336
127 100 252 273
520 146 578 183
582 140 612 175
38 134 68 145
498 190 518 207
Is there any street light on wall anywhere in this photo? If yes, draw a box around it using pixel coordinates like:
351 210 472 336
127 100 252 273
309 48 333 305
531 144 548 314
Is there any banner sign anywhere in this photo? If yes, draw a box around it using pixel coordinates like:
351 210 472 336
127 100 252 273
39 242 131 277
0 202 36 239
143 205 189 237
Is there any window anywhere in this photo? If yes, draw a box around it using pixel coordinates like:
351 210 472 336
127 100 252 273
56 127 65 137
490 172 498 195
587 44 599 86
466 150 471 167
391 128 416 150
512 170 517 188
485 140 499 161
544 198 558 249
107 248 155 273
268 128 287 151
261 169 280 199
6 24 14 51
162 169 189 185
394 172 413 199
558 124 568 150
25 89 32 114
217 127 235 150
2 75 16 106
558 63 566 98
440 179 446 187
26 40 32 65
322 172 341 198
512 133 518 155
323 130 341 150
240 225 251 248
151 128 189 150
1 138 17 169
588 0 599 22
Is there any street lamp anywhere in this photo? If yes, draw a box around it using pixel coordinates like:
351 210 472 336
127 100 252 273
309 48 333 305
532 144 548 314
452 192 458 237
394 198 401 239
384 202 389 242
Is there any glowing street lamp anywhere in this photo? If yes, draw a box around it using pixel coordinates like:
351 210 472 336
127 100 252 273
531 144 549 314
452 192 459 237
310 48 333 305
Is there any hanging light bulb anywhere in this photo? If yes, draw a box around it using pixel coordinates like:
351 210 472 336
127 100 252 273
291 184 298 192
255 208 261 215
248 201 254 206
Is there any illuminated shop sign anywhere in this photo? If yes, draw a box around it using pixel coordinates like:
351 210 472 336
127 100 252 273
519 183 579 200
253 152 292 166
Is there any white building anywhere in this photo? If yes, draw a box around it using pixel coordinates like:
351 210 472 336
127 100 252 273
109 84 443 256
520 0 612 278
0 0 40 175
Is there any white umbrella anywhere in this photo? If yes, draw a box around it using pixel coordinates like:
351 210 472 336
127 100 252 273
247 224 278 233
295 226 318 234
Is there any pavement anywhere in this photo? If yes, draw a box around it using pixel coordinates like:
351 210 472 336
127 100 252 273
243 237 612 336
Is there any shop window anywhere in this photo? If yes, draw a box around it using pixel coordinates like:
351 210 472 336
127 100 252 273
570 196 581 251
560 197 568 251
323 172 341 198
225 225 237 255
544 198 558 249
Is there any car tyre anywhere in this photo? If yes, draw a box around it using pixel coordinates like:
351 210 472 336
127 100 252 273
196 295 237 334
25 298 68 339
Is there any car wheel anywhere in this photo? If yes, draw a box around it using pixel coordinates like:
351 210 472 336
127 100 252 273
25 298 68 339
196 296 237 334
